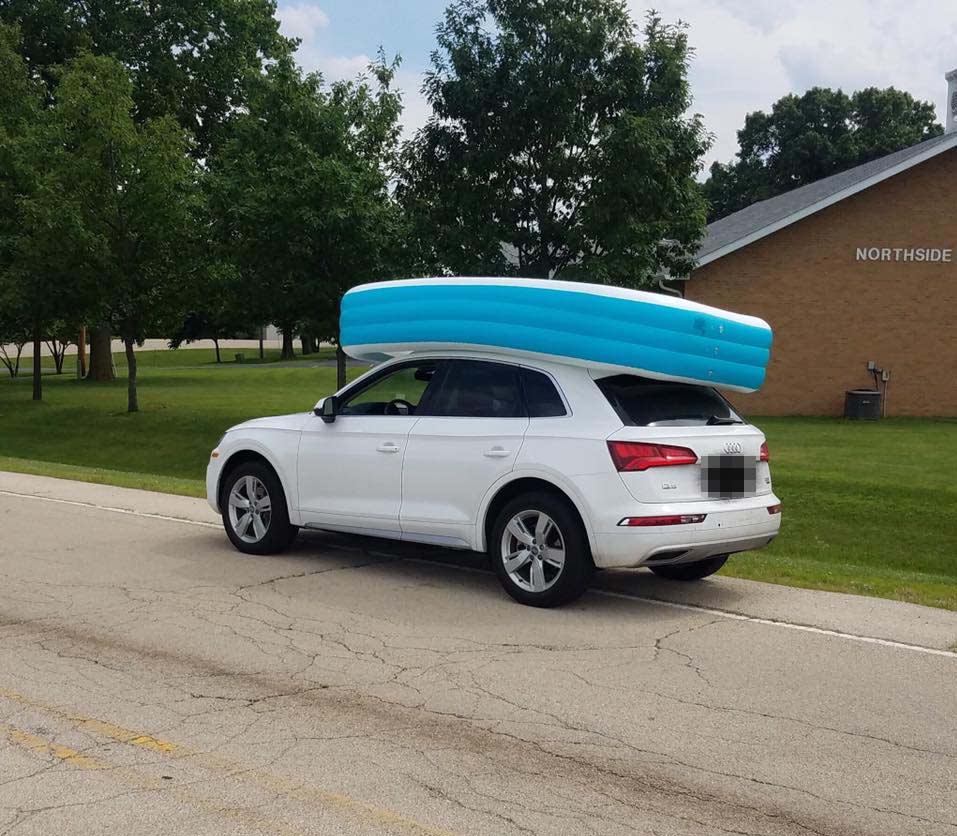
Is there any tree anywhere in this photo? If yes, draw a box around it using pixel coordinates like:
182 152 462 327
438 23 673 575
0 280 30 379
0 0 292 156
324 53 406 385
0 21 66 400
168 263 257 363
13 175 94 399
44 324 73 374
397 1 709 285
0 333 28 378
168 311 227 363
1 2 292 383
24 53 203 412
703 87 943 220
85 324 115 381
209 54 404 374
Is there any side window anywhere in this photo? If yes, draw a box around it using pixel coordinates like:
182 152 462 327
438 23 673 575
520 368 567 417
428 360 526 418
338 362 443 416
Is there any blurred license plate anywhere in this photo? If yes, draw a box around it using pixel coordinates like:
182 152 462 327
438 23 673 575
700 455 756 499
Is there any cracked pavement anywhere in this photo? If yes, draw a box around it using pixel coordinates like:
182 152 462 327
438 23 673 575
0 475 955 835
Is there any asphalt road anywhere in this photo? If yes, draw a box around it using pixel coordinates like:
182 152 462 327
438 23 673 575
1 474 955 836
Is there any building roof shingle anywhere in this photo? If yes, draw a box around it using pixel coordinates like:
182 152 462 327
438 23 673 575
696 132 957 266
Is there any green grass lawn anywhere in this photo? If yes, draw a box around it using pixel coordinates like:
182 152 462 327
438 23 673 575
1 350 354 491
733 416 956 609
1 351 955 610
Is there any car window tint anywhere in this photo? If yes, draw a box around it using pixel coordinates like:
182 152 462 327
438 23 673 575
339 362 442 416
595 374 742 427
521 368 566 417
429 361 526 418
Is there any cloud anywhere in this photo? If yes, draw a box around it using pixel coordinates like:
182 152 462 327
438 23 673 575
279 12 369 80
320 52 374 80
277 4 432 141
279 1 957 172
393 69 431 141
277 3 329 42
630 0 957 171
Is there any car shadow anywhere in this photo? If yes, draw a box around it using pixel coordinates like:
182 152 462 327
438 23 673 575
286 528 748 614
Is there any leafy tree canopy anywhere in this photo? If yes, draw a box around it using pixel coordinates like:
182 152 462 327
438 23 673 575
17 51 204 409
208 54 404 361
0 24 37 319
0 23 42 273
703 86 943 221
0 0 292 154
0 21 74 393
398 0 711 285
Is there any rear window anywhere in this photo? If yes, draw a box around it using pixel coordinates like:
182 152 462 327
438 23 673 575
595 374 743 427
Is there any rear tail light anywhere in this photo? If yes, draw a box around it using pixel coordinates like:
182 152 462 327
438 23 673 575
767 503 782 515
759 441 770 462
607 441 698 472
618 514 707 527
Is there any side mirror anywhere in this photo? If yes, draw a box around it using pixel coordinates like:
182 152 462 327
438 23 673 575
315 395 338 423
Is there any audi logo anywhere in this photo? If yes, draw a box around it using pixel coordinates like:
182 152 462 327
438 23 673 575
722 441 743 454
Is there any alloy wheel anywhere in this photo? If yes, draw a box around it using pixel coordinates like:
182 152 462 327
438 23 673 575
228 475 272 544
500 510 566 593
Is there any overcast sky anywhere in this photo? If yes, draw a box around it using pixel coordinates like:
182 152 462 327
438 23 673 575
277 0 957 172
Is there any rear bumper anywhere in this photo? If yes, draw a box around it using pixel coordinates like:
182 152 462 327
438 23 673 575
591 495 781 569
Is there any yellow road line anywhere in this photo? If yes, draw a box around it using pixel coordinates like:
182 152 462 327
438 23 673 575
1 719 305 836
0 685 455 836
0 686 177 754
194 753 456 836
1 721 104 769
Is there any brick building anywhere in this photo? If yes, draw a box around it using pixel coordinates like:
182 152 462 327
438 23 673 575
675 73 957 417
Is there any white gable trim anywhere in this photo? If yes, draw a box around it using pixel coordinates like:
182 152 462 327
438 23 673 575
692 133 957 271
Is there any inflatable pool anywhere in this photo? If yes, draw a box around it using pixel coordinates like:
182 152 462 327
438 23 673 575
340 277 772 392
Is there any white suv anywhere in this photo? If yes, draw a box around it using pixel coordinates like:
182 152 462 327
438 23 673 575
207 352 781 606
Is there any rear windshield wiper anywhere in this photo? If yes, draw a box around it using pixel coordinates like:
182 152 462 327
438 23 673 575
706 415 743 425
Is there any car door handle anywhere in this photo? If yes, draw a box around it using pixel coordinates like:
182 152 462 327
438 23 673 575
376 442 401 453
484 447 511 458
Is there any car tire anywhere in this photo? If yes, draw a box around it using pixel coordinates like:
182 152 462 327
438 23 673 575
220 461 298 555
489 492 593 607
649 554 728 581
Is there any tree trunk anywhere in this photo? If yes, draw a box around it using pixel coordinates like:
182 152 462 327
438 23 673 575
46 341 65 374
124 337 138 413
300 334 313 355
32 329 42 401
280 327 295 360
336 343 347 390
77 327 87 378
213 338 221 363
87 325 115 381
259 329 264 360
0 343 24 378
